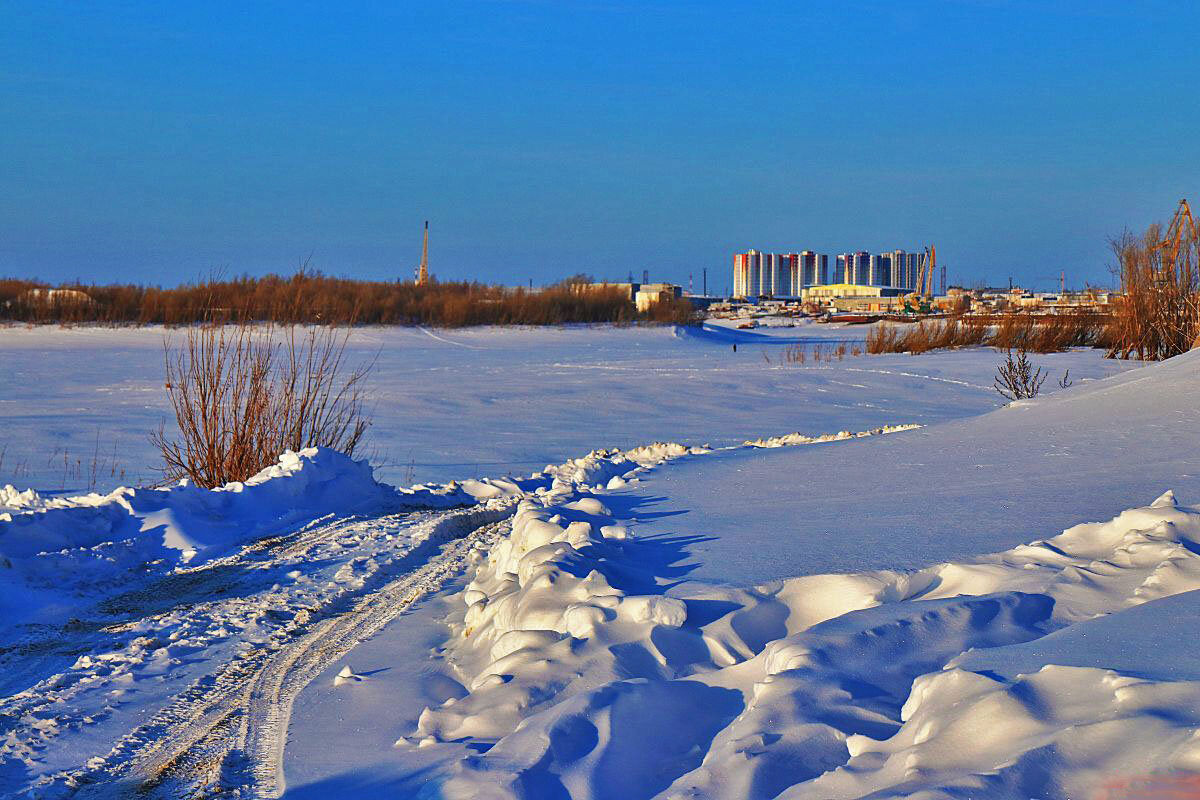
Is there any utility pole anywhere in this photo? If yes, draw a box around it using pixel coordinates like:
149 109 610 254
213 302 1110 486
1061 270 1065 296
703 268 707 297
642 269 649 284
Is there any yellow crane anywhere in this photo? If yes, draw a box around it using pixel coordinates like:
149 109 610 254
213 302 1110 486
924 245 937 301
1155 199 1197 276
902 245 936 314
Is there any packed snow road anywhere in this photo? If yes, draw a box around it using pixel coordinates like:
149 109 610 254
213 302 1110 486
70 510 511 799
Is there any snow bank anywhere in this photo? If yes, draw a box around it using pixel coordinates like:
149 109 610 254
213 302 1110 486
0 448 466 629
408 473 1200 798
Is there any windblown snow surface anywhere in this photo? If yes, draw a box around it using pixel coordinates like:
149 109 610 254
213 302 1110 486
2 327 1199 799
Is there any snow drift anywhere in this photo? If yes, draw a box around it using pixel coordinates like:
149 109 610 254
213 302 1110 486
407 471 1200 799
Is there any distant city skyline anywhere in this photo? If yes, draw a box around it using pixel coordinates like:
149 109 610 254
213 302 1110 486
2 1 1197 293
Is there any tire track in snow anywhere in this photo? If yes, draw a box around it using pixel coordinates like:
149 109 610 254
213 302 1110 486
417 326 485 349
64 506 512 799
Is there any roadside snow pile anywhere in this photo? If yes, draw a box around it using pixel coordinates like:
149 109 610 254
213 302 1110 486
407 479 1200 798
0 448 467 630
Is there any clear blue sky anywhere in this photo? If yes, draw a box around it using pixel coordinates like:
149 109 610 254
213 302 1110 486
2 1 1197 292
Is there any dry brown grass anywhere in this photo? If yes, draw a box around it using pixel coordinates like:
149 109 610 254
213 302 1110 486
1107 210 1200 360
151 324 373 488
866 314 1108 355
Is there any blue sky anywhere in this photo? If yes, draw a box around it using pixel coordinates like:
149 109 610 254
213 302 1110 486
2 1 1197 292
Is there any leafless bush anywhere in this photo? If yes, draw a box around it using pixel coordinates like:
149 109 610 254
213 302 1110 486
1058 369 1073 389
152 324 374 488
994 349 1046 401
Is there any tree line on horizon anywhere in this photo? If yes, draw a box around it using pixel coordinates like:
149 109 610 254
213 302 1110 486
0 272 700 327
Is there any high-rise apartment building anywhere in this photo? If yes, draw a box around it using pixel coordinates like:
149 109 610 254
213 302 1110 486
735 246 923 295
869 254 888 286
733 250 770 297
844 251 870 285
886 250 921 290
777 253 801 297
800 251 827 286
734 250 823 297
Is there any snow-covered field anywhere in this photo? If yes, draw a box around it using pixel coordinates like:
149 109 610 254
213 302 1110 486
4 322 1199 799
0 321 1127 492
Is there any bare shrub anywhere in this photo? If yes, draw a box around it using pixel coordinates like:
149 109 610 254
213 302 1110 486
994 349 1046 401
835 343 846 360
152 324 373 488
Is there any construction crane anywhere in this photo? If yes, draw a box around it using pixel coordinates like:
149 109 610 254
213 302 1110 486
924 245 937 301
1155 198 1198 283
415 221 430 286
901 245 936 314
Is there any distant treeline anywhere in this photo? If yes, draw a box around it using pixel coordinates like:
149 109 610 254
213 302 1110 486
0 274 701 327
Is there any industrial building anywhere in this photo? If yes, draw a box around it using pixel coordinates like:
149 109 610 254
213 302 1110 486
801 283 907 312
572 281 682 311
